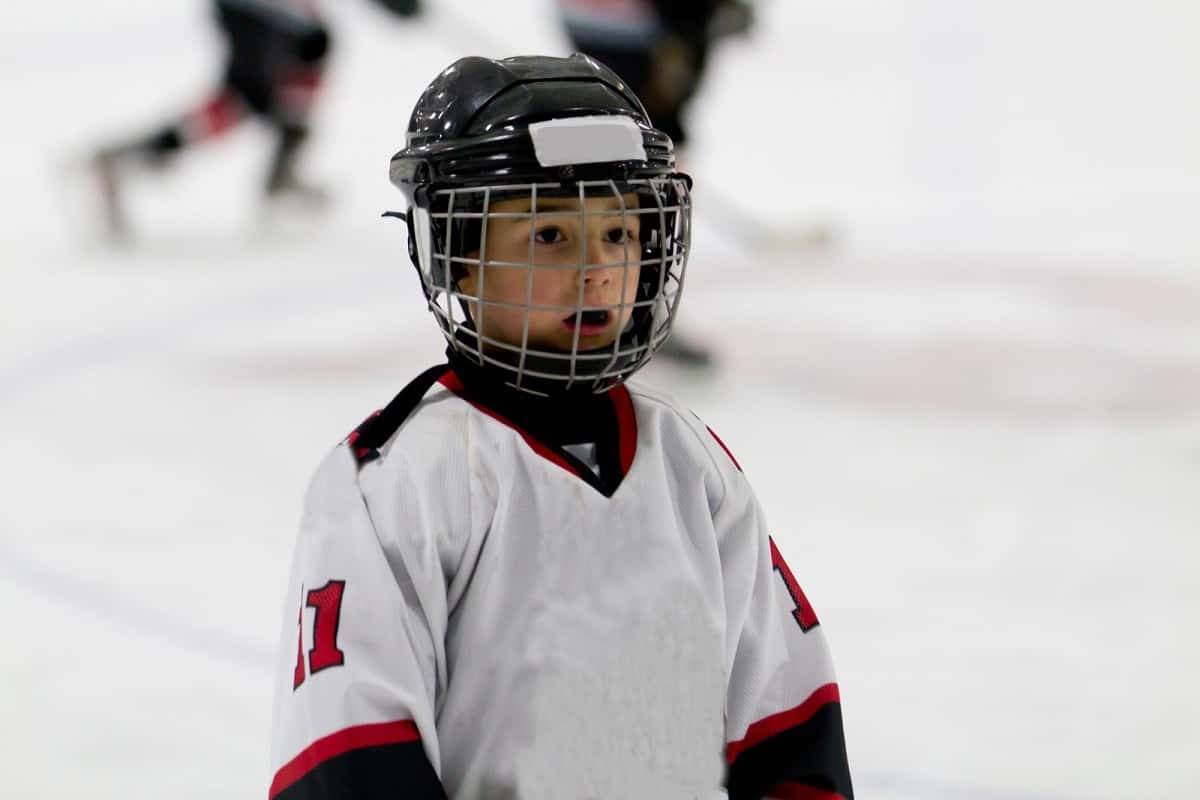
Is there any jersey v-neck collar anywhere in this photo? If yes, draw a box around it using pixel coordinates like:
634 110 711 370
438 366 637 498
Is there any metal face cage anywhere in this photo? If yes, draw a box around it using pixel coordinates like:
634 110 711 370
410 176 691 396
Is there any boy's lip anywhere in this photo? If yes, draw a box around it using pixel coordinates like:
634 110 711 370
563 309 612 336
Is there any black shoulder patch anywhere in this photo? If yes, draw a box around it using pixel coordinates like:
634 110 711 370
345 363 452 468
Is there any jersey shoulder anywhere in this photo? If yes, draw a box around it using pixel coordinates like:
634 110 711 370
626 381 748 504
301 363 462 506
344 363 461 469
339 362 492 517
321 362 480 557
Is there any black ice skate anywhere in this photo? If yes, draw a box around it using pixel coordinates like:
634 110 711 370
264 174 330 212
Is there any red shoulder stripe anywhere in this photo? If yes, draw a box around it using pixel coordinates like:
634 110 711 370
706 425 743 472
726 683 841 764
269 720 421 799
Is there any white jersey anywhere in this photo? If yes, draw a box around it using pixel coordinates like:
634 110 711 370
269 361 852 800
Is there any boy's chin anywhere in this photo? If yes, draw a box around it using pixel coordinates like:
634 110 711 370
552 334 621 352
483 327 623 354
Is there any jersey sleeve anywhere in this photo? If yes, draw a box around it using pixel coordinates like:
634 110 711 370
713 445 854 800
268 444 448 800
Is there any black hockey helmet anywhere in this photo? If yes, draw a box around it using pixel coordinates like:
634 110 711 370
389 54 692 396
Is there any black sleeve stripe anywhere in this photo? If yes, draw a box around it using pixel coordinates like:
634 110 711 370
347 363 452 467
761 781 848 800
269 720 446 800
728 684 840 764
726 703 853 800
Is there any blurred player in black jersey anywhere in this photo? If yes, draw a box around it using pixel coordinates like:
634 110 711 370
556 0 754 366
90 0 420 239
557 0 753 150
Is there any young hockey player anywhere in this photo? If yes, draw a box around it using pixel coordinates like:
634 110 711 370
269 54 852 800
90 0 420 239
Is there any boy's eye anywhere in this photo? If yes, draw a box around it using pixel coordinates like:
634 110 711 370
605 227 635 244
533 226 565 245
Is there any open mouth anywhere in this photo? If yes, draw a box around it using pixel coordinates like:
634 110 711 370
563 309 612 334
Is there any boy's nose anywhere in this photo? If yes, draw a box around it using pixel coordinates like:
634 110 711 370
580 263 614 286
579 241 630 285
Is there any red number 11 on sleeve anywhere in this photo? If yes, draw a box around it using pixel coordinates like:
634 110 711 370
293 579 347 689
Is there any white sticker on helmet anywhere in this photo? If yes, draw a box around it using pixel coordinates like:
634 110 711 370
528 115 647 168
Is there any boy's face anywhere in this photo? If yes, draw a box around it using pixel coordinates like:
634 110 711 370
458 193 643 353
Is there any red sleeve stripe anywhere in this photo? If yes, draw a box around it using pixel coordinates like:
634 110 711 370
765 781 848 800
269 720 421 799
705 425 743 472
726 683 841 764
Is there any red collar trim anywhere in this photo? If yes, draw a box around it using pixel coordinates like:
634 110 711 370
438 371 585 481
437 371 639 486
611 383 638 474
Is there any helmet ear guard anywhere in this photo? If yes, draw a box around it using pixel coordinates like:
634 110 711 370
383 207 432 298
400 198 480 359
403 189 485 293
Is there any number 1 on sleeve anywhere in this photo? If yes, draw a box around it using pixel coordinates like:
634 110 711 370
769 538 820 632
292 579 347 689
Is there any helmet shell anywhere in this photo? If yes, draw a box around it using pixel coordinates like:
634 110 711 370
390 54 677 197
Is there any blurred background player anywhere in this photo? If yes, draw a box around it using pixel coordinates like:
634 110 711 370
555 0 755 366
557 0 753 152
90 0 421 240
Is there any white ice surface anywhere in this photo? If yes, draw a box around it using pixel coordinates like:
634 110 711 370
2 1 1198 799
